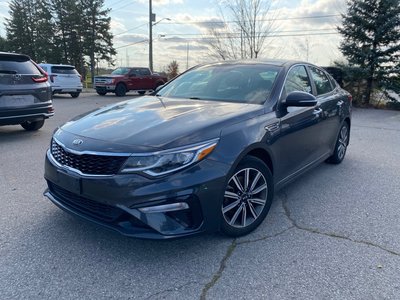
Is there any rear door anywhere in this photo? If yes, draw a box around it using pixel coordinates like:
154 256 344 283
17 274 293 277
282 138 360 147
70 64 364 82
307 66 340 153
138 68 154 89
51 66 81 89
0 54 50 110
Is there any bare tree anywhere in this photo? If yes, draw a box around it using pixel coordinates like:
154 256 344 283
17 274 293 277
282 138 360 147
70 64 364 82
206 0 277 60
166 60 179 80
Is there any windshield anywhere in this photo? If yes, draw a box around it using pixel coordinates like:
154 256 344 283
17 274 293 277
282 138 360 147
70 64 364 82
111 67 130 75
157 64 280 104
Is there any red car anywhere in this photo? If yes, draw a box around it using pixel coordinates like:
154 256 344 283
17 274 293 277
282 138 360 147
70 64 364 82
94 67 167 97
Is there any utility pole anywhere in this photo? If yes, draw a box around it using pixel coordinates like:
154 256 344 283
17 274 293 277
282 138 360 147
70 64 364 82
149 0 155 72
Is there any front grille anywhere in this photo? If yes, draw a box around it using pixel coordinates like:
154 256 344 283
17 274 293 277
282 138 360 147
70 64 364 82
51 139 128 175
48 182 122 222
94 77 111 84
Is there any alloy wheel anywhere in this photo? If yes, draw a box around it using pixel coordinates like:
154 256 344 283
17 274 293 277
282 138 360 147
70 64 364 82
222 168 268 228
337 125 349 160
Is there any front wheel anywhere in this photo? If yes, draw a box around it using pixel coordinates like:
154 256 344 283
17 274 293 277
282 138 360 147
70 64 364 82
326 122 349 164
20 120 45 131
96 90 107 96
115 84 127 97
220 156 274 237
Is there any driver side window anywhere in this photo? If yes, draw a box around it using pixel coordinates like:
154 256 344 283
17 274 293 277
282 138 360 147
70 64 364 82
283 66 312 97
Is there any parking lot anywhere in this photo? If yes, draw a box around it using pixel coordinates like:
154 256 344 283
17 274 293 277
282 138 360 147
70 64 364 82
1 92 400 299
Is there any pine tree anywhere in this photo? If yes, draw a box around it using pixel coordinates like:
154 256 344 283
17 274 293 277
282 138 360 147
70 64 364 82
34 0 60 63
0 36 8 51
81 0 116 82
338 0 400 104
6 0 36 58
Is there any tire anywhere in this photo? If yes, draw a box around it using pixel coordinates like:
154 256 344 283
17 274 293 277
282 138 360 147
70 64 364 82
138 90 146 95
20 120 45 131
220 156 274 237
96 90 107 96
326 122 350 164
70 92 80 98
115 83 127 97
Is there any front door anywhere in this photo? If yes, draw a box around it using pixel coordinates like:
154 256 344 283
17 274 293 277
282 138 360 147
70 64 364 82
271 65 325 184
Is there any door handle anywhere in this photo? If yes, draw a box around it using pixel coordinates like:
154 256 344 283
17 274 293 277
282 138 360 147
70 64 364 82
313 108 323 117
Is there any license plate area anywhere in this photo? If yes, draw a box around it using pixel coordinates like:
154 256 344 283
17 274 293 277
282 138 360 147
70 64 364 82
0 95 35 107
56 170 82 195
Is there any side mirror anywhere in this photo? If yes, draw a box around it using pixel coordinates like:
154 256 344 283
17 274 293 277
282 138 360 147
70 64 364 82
284 91 317 107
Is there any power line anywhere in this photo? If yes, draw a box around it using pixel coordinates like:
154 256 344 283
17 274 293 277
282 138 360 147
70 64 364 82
115 39 148 49
166 14 341 25
114 22 148 36
160 28 338 37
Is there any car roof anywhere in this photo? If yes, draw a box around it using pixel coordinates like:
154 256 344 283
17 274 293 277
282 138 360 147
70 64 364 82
199 59 312 68
39 63 76 68
0 52 30 60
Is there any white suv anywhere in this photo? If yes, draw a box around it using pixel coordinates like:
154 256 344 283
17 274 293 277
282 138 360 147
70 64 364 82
39 64 83 98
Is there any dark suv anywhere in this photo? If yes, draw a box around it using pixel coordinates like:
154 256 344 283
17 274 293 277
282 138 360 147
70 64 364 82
0 52 53 131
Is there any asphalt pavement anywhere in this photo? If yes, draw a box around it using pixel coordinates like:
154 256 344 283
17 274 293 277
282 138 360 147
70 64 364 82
1 93 399 299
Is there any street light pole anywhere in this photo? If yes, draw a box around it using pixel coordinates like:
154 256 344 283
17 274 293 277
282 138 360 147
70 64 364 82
149 0 153 72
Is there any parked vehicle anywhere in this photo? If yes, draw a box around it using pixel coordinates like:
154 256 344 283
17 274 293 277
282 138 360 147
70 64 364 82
94 67 167 97
39 64 83 98
44 60 352 239
0 52 53 131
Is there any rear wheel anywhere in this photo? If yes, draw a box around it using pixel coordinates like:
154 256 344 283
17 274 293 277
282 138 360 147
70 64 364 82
115 84 127 97
220 156 273 237
20 120 45 131
70 92 80 98
326 122 349 164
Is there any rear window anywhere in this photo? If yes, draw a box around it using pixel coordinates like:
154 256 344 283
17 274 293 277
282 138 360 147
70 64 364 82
51 66 79 75
0 55 41 75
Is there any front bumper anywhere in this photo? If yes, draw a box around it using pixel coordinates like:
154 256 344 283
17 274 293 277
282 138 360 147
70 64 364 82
95 85 116 92
44 150 229 239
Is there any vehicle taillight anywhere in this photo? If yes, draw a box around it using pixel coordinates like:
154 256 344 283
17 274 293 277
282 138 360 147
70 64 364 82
32 73 48 83
348 95 353 102
50 74 57 83
79 75 83 82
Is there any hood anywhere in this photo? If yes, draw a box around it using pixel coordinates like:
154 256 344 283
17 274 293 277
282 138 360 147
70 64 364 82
59 96 263 152
95 74 125 79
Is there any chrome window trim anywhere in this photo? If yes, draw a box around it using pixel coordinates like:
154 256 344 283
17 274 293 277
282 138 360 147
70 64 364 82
278 63 309 101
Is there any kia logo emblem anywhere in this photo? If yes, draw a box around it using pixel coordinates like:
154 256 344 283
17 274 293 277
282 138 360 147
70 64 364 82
72 139 84 145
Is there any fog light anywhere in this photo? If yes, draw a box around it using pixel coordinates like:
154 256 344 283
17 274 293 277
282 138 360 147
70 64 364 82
138 202 189 213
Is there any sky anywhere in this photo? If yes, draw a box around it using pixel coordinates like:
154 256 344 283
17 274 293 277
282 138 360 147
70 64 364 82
0 0 347 71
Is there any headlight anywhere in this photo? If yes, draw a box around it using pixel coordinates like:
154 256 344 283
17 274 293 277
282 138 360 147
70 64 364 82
120 139 219 176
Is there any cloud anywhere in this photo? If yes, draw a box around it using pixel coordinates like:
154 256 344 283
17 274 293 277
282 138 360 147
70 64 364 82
137 0 184 6
168 44 209 51
115 34 148 43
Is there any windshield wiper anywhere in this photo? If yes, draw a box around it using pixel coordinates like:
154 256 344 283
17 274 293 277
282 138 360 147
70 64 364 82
189 97 202 100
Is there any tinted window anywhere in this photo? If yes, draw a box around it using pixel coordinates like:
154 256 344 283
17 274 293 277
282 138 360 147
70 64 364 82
139 68 151 76
0 56 41 75
158 64 280 104
283 65 312 96
112 67 130 75
309 66 333 95
51 66 78 74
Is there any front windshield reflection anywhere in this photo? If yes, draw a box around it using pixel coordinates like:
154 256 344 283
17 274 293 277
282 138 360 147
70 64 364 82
158 64 280 104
